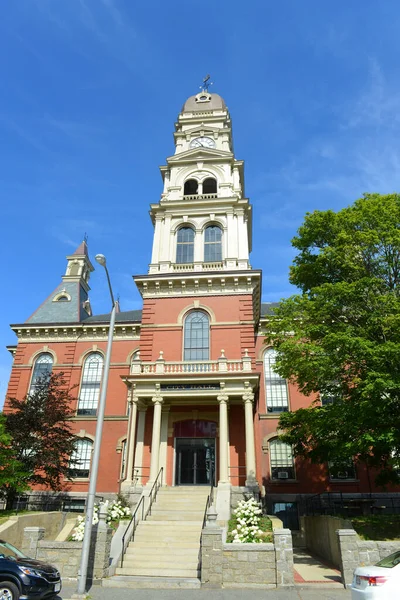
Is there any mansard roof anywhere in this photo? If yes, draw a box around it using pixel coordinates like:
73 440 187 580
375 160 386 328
84 309 142 323
86 303 278 324
261 302 279 316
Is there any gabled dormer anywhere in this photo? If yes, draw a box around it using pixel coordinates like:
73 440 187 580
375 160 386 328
26 240 94 324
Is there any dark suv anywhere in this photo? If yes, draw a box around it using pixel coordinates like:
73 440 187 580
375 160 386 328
0 539 61 600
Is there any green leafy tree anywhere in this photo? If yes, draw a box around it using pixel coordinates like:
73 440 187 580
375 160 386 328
265 193 400 484
4 372 77 507
0 413 29 501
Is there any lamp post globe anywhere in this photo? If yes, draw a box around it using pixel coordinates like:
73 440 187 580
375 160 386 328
95 254 106 267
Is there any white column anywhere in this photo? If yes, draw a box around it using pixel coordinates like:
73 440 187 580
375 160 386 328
148 395 164 483
150 216 163 264
243 389 257 485
237 209 249 260
226 212 236 259
158 406 170 486
217 393 229 483
194 228 203 264
124 394 139 483
134 407 147 485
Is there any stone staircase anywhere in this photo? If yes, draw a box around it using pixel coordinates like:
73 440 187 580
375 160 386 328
110 486 209 588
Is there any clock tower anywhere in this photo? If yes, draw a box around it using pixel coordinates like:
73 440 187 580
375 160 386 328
147 90 253 275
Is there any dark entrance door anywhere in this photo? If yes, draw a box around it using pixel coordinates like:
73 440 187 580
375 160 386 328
175 438 215 485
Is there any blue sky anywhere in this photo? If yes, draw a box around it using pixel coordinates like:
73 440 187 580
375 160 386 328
1 0 400 404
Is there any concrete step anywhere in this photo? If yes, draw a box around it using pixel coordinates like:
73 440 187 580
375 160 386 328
116 567 200 578
134 535 200 543
121 559 199 570
140 520 202 528
103 576 201 589
147 512 204 521
125 547 199 557
159 487 210 493
129 541 200 549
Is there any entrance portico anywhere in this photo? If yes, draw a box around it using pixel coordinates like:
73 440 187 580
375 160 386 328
121 359 259 498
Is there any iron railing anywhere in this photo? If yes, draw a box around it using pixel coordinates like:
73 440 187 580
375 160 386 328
199 469 215 572
120 467 163 567
0 494 102 513
304 492 400 517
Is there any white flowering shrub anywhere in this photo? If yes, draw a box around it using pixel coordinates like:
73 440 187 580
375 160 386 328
71 499 131 541
230 498 264 544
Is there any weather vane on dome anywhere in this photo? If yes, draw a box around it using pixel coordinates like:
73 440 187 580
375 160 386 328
200 74 213 92
83 232 88 244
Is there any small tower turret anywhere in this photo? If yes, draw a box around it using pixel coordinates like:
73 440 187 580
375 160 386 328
26 240 94 323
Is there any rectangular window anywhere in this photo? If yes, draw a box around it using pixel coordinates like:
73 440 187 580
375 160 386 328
77 383 100 416
328 461 357 481
176 243 194 264
264 349 289 412
270 441 295 480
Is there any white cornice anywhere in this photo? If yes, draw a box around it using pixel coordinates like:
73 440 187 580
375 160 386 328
11 323 140 342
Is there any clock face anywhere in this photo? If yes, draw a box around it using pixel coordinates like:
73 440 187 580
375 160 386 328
190 136 216 149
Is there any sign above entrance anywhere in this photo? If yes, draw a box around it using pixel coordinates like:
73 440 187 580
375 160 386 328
160 383 220 391
174 419 217 438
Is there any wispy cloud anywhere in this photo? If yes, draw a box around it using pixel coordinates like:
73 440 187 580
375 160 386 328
254 57 400 221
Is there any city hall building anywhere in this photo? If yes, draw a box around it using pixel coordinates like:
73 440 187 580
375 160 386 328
4 89 392 526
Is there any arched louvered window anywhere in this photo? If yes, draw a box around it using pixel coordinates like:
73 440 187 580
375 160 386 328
77 353 104 416
203 177 217 194
184 311 210 361
69 438 93 478
184 179 198 195
264 348 289 412
204 225 222 262
176 227 195 264
270 439 295 480
29 353 53 394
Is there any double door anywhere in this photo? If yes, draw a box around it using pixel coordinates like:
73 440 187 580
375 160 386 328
175 438 215 485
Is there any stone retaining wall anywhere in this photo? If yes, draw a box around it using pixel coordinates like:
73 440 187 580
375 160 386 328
201 526 294 588
22 509 113 581
0 512 73 549
337 529 400 587
302 515 351 568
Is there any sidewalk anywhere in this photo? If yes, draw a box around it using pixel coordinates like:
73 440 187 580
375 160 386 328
60 583 351 600
293 549 343 587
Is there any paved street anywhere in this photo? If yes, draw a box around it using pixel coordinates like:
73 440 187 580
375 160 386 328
60 583 351 600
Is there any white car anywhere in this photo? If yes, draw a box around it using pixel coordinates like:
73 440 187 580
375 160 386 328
351 550 400 599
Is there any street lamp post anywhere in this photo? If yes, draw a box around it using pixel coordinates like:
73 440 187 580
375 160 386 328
76 254 116 595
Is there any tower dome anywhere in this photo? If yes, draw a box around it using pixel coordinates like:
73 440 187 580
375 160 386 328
182 92 226 113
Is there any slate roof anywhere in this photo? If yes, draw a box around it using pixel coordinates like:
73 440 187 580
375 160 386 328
260 302 280 316
83 303 279 324
83 309 143 323
72 240 89 256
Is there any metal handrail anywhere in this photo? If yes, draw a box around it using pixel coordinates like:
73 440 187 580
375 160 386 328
121 495 145 567
120 467 163 568
199 469 215 571
145 467 164 519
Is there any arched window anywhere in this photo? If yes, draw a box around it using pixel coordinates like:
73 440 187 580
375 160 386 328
77 352 104 415
269 439 295 480
184 311 210 360
203 177 217 194
57 296 69 302
69 438 93 478
264 349 289 412
204 225 222 262
176 227 195 264
184 179 198 195
29 353 53 394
